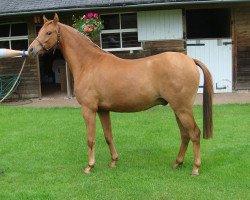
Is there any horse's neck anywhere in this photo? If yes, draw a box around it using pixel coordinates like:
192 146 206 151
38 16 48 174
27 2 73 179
59 23 105 80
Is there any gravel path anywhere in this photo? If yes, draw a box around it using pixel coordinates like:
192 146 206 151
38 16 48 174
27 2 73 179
2 91 250 108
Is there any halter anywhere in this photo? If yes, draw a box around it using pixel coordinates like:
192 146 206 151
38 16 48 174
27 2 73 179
35 24 61 54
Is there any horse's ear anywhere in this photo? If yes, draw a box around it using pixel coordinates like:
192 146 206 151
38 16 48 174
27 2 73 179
43 15 49 24
53 13 59 24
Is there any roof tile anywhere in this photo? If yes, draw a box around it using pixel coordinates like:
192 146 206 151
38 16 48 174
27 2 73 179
0 0 236 16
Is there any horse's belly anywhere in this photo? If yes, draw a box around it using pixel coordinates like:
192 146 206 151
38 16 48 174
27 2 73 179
98 96 166 112
99 102 155 112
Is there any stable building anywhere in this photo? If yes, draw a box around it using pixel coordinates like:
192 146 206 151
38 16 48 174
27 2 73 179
0 0 249 100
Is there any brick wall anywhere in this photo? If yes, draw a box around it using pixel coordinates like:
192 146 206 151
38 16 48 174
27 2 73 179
112 40 185 59
0 57 39 99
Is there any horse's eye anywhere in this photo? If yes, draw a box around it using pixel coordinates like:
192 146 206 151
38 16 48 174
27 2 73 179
46 31 52 36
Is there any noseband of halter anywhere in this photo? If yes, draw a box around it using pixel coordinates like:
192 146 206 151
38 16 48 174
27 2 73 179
35 24 61 54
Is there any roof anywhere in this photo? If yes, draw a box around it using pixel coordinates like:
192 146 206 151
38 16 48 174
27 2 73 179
0 0 248 16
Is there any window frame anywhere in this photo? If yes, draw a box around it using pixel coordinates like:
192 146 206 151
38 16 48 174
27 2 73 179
100 13 142 52
0 22 29 50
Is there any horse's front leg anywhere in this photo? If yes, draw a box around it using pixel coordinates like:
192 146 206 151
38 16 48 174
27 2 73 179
82 106 96 174
98 111 118 168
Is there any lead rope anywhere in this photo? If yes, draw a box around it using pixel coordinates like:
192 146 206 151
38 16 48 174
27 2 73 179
0 58 27 103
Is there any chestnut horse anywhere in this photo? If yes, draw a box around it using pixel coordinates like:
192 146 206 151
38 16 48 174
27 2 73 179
28 14 213 176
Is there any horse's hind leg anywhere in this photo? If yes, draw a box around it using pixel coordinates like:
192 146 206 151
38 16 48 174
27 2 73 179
175 109 201 176
172 114 190 169
98 111 118 168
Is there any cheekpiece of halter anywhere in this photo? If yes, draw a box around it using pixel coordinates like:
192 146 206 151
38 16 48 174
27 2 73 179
53 26 61 54
36 25 61 55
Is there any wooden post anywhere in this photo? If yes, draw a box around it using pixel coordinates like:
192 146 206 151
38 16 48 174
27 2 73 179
36 56 42 99
65 62 72 98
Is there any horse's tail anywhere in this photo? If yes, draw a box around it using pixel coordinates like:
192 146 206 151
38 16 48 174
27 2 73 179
194 59 213 139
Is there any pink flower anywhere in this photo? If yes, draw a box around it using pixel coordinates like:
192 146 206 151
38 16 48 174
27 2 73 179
93 13 99 19
86 12 94 19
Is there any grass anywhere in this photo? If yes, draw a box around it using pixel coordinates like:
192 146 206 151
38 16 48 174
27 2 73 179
0 104 249 200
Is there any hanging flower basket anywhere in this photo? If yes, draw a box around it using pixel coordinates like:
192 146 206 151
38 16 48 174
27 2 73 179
72 12 104 39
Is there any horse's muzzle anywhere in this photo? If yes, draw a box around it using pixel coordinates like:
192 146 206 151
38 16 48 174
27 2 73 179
28 46 41 58
28 38 44 58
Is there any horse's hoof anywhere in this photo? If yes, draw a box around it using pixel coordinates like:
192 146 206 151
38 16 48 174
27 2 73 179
83 166 92 174
172 161 183 169
191 170 199 176
109 161 117 168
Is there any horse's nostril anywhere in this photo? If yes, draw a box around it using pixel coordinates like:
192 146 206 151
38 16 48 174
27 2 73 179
30 47 34 52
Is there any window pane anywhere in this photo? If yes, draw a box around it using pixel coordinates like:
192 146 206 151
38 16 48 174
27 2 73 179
11 23 28 36
101 33 121 49
0 24 10 37
121 13 137 29
11 40 28 50
102 14 119 30
0 41 10 48
122 32 140 48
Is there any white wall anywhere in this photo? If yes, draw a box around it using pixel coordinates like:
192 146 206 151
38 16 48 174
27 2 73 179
137 9 183 41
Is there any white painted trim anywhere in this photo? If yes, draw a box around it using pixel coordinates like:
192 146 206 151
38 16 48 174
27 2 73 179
100 12 141 51
0 22 28 37
101 28 138 34
102 47 143 52
0 22 28 49
0 36 28 41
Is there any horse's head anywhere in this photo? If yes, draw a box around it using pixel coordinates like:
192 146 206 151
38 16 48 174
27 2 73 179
28 13 60 57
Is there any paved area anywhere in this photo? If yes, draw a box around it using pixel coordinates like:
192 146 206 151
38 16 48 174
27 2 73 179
195 91 250 105
2 91 250 108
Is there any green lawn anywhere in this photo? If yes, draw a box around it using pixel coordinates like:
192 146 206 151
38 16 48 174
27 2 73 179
0 104 249 200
